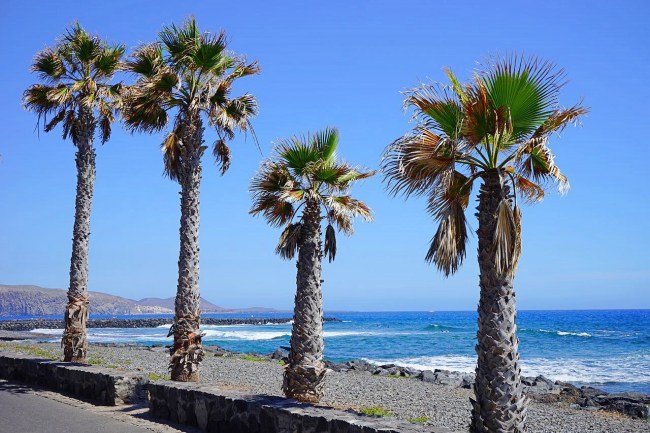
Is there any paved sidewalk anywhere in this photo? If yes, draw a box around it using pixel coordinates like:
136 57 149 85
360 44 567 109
0 380 200 433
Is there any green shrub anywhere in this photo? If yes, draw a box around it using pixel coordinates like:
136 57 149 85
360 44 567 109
360 406 393 417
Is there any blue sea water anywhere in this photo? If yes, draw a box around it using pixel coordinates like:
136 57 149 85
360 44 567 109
19 310 650 394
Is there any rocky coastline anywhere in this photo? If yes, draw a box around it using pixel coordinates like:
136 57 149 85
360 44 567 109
0 317 339 332
225 346 647 420
1 341 647 432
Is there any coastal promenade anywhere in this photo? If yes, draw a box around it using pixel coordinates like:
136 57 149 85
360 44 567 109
0 380 199 433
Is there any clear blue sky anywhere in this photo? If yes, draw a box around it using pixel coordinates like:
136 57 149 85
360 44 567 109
1 1 648 311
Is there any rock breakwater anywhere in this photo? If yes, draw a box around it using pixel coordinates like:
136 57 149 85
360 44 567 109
0 317 339 331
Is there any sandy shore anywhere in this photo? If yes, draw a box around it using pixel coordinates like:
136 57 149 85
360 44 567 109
1 342 647 433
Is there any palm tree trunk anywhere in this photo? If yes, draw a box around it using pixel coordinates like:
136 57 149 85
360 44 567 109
470 169 527 433
170 117 205 382
283 199 326 403
62 111 95 363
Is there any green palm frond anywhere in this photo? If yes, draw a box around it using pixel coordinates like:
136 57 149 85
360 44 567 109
384 54 586 270
312 127 339 163
32 49 65 81
404 84 463 139
125 44 165 78
481 55 566 140
278 136 322 177
123 18 259 179
251 128 373 259
24 23 123 145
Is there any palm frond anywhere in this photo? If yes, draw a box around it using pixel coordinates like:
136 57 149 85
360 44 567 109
462 76 493 145
126 44 165 78
316 163 375 190
277 136 322 177
514 174 545 203
324 224 337 262
44 109 67 132
493 200 522 277
425 197 468 276
327 209 353 235
312 127 339 163
324 195 372 223
404 83 463 139
531 103 589 138
212 138 231 175
481 54 566 139
162 130 181 180
32 49 65 82
94 45 125 78
443 67 469 105
514 140 569 194
382 130 457 197
276 223 302 260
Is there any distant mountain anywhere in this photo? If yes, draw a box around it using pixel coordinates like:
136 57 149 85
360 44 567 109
136 297 230 313
0 284 278 316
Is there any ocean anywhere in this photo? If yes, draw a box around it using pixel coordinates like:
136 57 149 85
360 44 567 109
22 309 650 394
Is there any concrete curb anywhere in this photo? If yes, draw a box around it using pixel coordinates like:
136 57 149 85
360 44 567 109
148 381 459 433
0 351 460 432
0 351 148 405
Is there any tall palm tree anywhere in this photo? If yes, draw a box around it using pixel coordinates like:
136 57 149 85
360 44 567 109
121 18 259 382
24 23 124 363
250 128 373 402
382 56 587 433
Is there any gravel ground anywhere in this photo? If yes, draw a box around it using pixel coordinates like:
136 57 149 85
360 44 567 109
2 342 648 433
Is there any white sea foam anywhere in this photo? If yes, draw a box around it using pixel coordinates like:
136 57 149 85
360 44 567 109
556 331 591 337
538 329 592 337
202 330 290 340
324 331 379 338
30 328 64 335
363 354 650 384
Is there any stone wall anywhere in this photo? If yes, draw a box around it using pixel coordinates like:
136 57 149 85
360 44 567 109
0 351 459 432
148 381 459 433
0 351 148 405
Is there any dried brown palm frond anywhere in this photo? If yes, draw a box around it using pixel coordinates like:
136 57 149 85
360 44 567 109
324 224 337 262
276 223 302 260
493 199 522 277
425 198 468 276
213 138 231 175
324 195 373 224
162 129 182 181
382 131 456 197
515 175 545 203
515 140 569 194
531 104 588 138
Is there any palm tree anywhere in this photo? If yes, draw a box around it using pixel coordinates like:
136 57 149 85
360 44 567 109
382 56 587 433
24 23 124 363
250 128 373 402
121 18 259 382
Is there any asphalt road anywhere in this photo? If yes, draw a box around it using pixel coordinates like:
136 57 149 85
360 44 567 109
0 381 197 433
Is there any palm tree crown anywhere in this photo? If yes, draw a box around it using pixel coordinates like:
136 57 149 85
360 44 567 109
383 56 587 275
122 17 259 178
24 22 124 143
250 127 374 261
